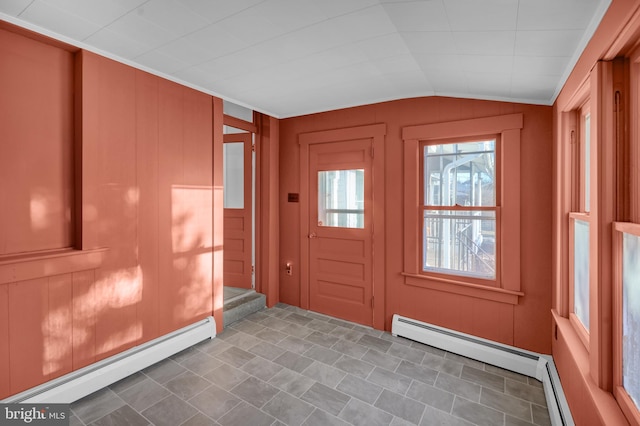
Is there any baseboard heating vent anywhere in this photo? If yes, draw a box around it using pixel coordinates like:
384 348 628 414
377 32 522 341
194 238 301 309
2 316 216 404
392 314 573 426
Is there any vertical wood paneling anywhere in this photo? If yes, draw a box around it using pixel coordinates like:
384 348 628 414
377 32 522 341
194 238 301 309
212 97 225 332
0 28 74 255
182 88 213 321
78 51 101 250
72 270 96 370
1 28 218 398
0 284 10 398
184 89 213 187
9 278 48 394
46 274 73 380
280 98 551 352
91 56 139 360
135 70 160 345
158 80 185 333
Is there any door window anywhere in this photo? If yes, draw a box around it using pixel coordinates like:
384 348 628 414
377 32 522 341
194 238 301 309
317 169 364 228
223 142 244 209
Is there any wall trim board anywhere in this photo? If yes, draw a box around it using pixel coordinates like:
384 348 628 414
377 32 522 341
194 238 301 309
401 272 523 305
0 248 107 285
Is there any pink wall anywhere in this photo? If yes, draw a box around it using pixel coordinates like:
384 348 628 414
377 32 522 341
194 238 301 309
0 27 219 398
551 0 640 424
280 97 553 354
0 28 74 255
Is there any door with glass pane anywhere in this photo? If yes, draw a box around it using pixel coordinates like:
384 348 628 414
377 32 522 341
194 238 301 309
223 133 252 288
309 139 373 325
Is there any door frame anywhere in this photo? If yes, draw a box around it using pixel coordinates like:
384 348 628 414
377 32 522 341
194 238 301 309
223 132 253 289
299 123 386 330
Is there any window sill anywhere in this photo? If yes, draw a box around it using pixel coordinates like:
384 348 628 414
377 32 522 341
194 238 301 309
0 247 108 285
401 272 523 305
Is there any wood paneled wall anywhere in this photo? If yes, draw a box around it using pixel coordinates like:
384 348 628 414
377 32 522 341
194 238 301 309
279 97 554 354
0 30 217 399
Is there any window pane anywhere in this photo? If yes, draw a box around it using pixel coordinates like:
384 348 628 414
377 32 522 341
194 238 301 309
623 232 640 409
584 114 591 212
574 219 590 331
223 142 244 209
318 169 364 228
424 140 495 207
423 210 496 279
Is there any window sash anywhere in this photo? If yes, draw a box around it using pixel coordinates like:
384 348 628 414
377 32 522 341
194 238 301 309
622 231 640 408
571 215 590 334
420 138 499 282
614 222 640 424
421 208 497 279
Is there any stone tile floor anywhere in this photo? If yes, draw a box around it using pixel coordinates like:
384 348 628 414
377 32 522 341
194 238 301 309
70 304 552 426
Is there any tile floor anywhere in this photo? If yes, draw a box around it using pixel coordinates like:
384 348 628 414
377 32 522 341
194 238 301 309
70 304 552 426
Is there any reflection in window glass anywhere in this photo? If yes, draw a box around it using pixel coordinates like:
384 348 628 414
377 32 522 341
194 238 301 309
424 140 495 207
623 232 640 409
574 219 590 332
223 143 244 209
318 169 364 228
423 210 496 279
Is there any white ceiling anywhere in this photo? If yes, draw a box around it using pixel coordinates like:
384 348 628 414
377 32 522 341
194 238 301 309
1 0 610 118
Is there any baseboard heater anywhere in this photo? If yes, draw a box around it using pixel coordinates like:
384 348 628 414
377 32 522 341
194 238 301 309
2 316 216 404
392 314 573 426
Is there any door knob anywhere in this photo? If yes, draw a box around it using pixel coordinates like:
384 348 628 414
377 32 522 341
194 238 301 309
309 232 317 239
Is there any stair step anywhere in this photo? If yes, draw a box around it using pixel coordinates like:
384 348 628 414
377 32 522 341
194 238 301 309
223 292 266 327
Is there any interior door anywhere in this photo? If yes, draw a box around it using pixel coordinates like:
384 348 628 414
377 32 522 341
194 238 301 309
308 139 373 326
223 132 252 288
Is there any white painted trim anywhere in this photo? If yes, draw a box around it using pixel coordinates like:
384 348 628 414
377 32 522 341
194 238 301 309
2 316 216 404
391 314 574 426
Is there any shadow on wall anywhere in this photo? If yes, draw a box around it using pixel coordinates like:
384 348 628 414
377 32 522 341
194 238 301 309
25 183 214 394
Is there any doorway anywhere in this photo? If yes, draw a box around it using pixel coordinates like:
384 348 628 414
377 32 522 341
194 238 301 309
299 124 386 329
223 132 253 290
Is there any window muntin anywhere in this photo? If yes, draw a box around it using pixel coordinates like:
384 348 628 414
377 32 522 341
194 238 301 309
317 169 364 229
421 139 497 280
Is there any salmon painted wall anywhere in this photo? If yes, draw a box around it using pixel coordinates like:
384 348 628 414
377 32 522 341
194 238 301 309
0 28 74 255
280 97 553 354
0 26 218 398
551 0 640 424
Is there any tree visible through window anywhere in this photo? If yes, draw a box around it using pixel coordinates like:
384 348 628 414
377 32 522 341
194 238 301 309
421 140 497 279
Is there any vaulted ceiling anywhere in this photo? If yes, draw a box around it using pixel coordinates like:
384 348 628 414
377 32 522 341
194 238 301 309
1 0 610 118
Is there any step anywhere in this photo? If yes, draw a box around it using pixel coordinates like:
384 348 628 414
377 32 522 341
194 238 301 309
223 291 266 327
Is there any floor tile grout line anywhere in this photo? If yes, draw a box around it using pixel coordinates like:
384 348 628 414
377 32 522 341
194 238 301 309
474 384 539 425
72 388 128 426
72 304 552 426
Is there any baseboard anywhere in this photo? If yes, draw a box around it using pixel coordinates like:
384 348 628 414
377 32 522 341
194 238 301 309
392 314 574 426
2 316 216 404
